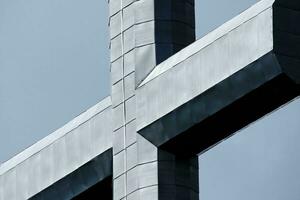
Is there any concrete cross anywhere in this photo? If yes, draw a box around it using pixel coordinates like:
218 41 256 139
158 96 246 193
0 0 299 199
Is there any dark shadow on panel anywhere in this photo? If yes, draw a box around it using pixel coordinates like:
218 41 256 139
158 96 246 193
29 149 112 200
161 74 299 157
139 52 299 157
72 176 112 200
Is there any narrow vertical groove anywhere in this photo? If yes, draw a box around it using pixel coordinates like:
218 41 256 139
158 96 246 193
120 0 128 199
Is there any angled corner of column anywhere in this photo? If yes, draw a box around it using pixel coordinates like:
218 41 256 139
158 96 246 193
109 0 199 199
134 0 196 86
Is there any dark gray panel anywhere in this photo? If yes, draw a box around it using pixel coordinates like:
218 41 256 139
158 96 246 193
157 150 199 200
30 149 112 200
273 1 300 83
135 0 196 86
138 52 299 156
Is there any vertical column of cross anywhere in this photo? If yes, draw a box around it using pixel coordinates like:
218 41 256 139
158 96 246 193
109 0 197 199
109 0 138 199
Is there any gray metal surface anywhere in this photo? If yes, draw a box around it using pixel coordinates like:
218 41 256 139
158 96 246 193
136 0 274 132
273 0 300 84
134 0 196 86
2 0 299 200
0 97 113 200
29 149 112 200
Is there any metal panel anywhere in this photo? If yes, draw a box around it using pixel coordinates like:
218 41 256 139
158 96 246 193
26 151 42 197
123 0 134 8
114 174 126 200
135 0 155 24
113 103 125 131
127 190 139 200
138 162 158 188
90 109 113 156
110 12 122 39
113 151 126 178
125 120 137 147
111 57 123 85
138 185 158 200
29 149 113 200
140 0 275 86
126 166 138 194
126 143 137 170
135 21 155 47
123 3 135 30
38 143 55 191
2 169 16 200
111 34 123 62
113 127 126 155
137 135 157 165
135 44 156 85
124 27 135 53
125 96 136 123
0 97 113 199
124 72 135 99
0 176 2 200
136 6 274 132
109 0 121 17
124 50 135 76
112 80 124 107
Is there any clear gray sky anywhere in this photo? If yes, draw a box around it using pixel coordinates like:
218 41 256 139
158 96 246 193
0 0 109 163
1 0 299 199
199 98 300 200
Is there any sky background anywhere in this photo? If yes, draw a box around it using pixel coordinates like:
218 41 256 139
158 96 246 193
0 0 300 199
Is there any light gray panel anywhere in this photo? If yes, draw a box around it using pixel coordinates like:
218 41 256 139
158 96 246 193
137 134 157 164
123 0 134 8
113 127 126 155
112 80 124 107
111 57 123 85
125 96 136 123
65 129 81 173
138 185 158 200
127 166 139 194
109 0 121 17
110 12 122 39
113 103 125 131
113 150 126 178
124 27 135 53
135 0 155 23
126 143 137 170
135 44 156 85
51 137 68 183
114 174 126 200
127 190 139 200
123 3 135 30
136 8 274 131
15 157 30 199
36 145 54 193
2 169 16 200
77 121 93 163
138 162 158 188
90 109 113 157
0 176 3 200
126 120 137 146
27 153 42 198
124 50 135 76
124 72 135 99
111 34 123 62
135 21 155 47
